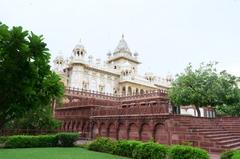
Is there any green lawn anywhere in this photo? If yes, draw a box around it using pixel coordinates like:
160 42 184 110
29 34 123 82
0 147 129 159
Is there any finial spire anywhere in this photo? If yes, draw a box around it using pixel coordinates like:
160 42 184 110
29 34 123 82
122 34 124 39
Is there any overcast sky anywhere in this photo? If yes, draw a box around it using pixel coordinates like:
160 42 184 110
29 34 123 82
1 0 240 77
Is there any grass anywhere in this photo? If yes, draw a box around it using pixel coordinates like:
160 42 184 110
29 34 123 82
0 147 129 159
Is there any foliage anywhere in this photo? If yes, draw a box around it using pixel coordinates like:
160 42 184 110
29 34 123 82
220 149 236 159
88 137 116 154
113 140 142 158
132 142 168 159
0 136 8 144
216 103 240 117
169 62 240 117
168 145 209 159
0 148 130 159
4 133 79 148
0 22 64 129
4 135 57 148
88 138 211 159
232 151 240 159
77 143 90 149
56 132 79 147
6 105 61 130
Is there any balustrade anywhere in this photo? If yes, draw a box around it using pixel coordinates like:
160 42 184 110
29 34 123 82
91 104 167 116
65 87 167 101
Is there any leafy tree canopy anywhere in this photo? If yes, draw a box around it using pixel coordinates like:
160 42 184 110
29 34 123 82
168 62 240 117
0 22 64 128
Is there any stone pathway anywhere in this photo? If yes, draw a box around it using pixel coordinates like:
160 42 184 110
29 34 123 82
210 153 220 159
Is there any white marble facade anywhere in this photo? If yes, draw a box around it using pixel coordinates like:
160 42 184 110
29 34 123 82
53 35 173 95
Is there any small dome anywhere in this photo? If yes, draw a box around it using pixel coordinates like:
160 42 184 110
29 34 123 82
54 54 64 64
74 39 85 49
114 34 131 53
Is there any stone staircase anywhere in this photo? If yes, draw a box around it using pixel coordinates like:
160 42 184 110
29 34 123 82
170 116 240 152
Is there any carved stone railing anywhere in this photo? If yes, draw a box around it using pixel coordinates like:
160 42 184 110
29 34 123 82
120 90 168 101
91 104 168 116
65 87 168 101
65 87 120 100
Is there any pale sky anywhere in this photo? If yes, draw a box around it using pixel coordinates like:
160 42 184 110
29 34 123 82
1 0 240 77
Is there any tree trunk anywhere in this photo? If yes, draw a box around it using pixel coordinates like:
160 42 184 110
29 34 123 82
195 105 201 117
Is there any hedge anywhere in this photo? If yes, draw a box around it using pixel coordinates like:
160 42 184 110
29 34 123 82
56 132 79 147
113 140 142 158
232 151 240 159
88 137 210 159
5 135 57 148
132 142 168 159
4 132 79 148
220 150 236 159
0 136 8 144
168 145 209 159
88 137 116 153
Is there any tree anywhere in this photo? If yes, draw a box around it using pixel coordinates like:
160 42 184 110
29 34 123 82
0 22 64 129
6 105 61 130
168 62 240 117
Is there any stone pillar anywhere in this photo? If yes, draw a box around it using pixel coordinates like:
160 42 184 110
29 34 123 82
125 85 128 96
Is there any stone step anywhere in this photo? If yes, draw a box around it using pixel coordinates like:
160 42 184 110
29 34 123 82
222 142 240 149
218 138 240 145
184 125 221 129
211 135 239 141
200 131 228 135
193 128 224 132
232 146 240 150
206 133 237 138
222 123 240 125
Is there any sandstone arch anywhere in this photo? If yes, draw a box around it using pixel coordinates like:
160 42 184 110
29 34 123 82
76 122 81 131
92 123 99 139
117 123 126 139
81 122 86 132
154 123 169 144
72 121 76 131
140 123 152 141
99 123 107 137
108 123 116 139
62 122 66 131
128 123 139 140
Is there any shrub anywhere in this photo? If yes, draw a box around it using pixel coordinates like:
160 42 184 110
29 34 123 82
113 140 142 157
0 136 8 144
56 132 79 147
150 143 168 159
88 137 116 153
35 135 58 147
132 142 168 159
168 145 209 159
220 150 236 159
4 135 57 148
232 151 240 159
